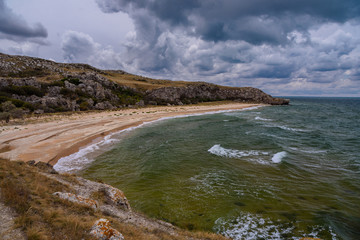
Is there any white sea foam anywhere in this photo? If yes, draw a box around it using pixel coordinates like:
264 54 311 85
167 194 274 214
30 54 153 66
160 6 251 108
54 122 152 173
208 145 270 164
272 151 287 163
189 170 229 194
214 212 294 240
208 144 269 158
264 124 309 132
214 212 338 240
288 147 327 154
54 106 263 173
255 116 272 121
276 125 309 132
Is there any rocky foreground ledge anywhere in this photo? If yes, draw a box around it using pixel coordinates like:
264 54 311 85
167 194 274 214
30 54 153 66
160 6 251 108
0 159 227 239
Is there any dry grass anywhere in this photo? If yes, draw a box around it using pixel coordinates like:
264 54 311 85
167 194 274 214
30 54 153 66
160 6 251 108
0 159 228 240
104 71 204 91
0 159 95 240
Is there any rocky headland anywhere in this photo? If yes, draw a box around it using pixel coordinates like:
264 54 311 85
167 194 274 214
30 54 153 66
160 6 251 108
0 52 288 119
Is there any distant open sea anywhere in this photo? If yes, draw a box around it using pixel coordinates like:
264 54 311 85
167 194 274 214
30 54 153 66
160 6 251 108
60 97 360 239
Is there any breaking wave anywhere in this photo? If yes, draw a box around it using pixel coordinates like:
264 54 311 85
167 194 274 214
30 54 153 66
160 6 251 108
208 144 272 164
208 144 269 158
255 116 272 121
272 151 287 163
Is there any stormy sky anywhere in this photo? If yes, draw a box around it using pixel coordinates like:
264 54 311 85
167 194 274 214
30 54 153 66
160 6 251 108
1 0 359 96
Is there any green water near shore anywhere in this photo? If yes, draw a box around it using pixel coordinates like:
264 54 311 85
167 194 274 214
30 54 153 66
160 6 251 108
81 98 360 239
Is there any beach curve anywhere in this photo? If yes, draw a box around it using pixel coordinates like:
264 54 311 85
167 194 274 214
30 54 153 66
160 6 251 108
0 102 263 168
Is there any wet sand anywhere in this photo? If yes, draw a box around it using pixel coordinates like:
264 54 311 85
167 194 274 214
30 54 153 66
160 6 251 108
0 102 262 165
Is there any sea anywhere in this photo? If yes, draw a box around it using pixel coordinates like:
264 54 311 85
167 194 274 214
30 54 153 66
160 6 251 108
54 97 360 240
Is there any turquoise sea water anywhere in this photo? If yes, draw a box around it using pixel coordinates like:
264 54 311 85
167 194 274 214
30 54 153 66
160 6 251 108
80 97 360 239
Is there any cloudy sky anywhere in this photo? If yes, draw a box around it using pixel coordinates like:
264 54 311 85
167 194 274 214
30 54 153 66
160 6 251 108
1 0 359 96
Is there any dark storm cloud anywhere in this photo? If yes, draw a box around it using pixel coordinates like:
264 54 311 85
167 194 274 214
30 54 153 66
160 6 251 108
0 0 47 40
95 0 360 96
97 0 200 25
96 0 360 45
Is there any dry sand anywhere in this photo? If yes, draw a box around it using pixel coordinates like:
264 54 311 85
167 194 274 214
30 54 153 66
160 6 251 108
0 102 262 165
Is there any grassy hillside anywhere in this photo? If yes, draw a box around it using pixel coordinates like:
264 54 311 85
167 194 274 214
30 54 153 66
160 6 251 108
0 52 203 90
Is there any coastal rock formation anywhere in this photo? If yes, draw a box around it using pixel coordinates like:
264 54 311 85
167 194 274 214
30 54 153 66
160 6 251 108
145 84 289 105
90 218 124 240
0 52 289 116
0 73 142 113
53 192 99 209
101 184 131 211
40 171 179 235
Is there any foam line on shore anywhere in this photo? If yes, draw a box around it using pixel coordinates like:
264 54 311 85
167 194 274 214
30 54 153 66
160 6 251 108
54 105 265 173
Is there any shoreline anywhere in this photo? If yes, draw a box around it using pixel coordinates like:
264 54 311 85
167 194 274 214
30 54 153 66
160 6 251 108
0 102 263 167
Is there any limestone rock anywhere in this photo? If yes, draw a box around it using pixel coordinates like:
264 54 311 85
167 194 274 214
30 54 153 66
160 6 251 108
101 184 131 211
95 101 114 110
53 192 98 209
90 218 124 240
47 86 61 97
145 83 289 105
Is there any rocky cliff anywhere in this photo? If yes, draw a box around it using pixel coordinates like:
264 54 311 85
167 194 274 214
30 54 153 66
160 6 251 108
0 52 288 116
145 83 288 105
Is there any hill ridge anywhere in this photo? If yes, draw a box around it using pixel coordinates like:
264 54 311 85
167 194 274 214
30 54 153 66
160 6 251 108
0 52 288 120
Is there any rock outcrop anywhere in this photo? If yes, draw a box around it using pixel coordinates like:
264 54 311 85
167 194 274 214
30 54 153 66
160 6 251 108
0 73 142 113
48 174 131 212
145 83 289 105
90 219 125 240
53 192 99 209
42 171 178 236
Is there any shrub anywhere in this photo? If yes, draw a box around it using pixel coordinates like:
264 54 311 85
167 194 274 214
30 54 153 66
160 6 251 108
53 106 67 112
60 88 74 97
0 96 10 104
112 87 144 105
62 77 81 85
10 108 25 119
10 99 26 108
48 80 65 87
23 102 35 111
75 89 91 98
8 69 46 78
0 91 11 98
79 101 90 111
1 101 16 112
0 112 10 123
0 85 44 97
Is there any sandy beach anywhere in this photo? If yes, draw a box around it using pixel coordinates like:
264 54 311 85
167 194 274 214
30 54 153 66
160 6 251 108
0 102 262 166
